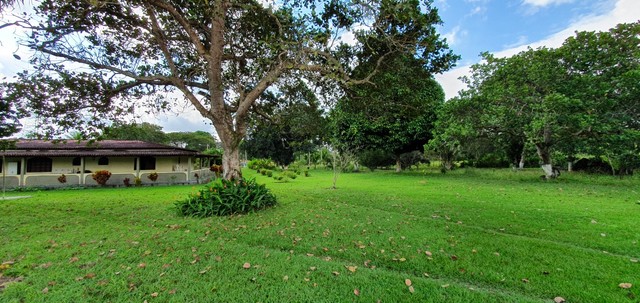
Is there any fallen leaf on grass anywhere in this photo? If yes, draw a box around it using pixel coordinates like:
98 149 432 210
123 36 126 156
39 262 53 269
408 286 415 293
309 266 317 271
425 251 432 257
631 259 638 263
619 283 632 289
405 279 412 286
332 271 340 276
42 287 49 294
441 284 449 288
283 275 289 281
450 255 458 261
138 263 146 268
346 266 357 273
242 263 251 269
354 289 360 296
69 257 79 263
151 292 159 297
522 278 529 283
553 297 566 303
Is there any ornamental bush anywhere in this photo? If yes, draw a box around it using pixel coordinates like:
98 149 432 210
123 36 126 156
175 178 277 217
92 170 112 186
247 158 277 171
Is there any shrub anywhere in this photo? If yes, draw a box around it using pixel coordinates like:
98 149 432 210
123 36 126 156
267 171 273 177
304 170 310 177
359 149 395 171
399 151 428 170
147 172 159 182
175 178 277 217
92 170 112 186
210 164 223 177
123 178 132 187
134 177 142 187
248 158 277 171
57 174 67 184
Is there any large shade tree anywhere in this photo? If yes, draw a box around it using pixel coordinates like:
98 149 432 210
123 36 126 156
332 54 447 172
436 22 639 177
243 79 327 167
3 0 457 179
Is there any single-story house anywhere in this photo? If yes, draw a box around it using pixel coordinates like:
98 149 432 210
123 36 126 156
0 140 217 188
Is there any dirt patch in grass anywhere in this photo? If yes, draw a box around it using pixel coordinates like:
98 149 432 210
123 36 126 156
0 274 23 292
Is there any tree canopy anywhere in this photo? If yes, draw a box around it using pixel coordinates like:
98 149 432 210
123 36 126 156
3 0 458 179
431 22 640 177
332 53 446 171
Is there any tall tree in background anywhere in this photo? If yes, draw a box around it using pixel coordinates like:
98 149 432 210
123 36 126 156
0 86 22 138
333 54 447 172
243 79 327 166
558 22 640 175
437 22 639 177
167 131 218 152
2 0 457 180
101 122 168 144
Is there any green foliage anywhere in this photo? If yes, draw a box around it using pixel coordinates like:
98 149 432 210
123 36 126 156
134 177 142 187
243 80 328 167
399 151 427 170
443 22 640 177
332 56 446 163
91 170 111 186
358 149 395 171
102 123 168 144
247 159 277 171
0 86 22 138
166 131 217 152
1 170 640 302
175 178 277 217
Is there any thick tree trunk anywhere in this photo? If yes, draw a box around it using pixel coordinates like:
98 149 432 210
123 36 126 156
219 131 243 180
535 143 555 179
518 147 526 169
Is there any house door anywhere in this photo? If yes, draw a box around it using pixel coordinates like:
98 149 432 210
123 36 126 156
8 162 19 175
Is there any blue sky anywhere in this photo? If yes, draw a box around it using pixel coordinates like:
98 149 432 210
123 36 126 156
434 0 640 99
1 0 638 134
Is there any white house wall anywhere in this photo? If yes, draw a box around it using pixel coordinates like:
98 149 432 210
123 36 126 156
0 156 214 188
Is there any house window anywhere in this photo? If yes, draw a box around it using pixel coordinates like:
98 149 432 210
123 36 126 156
139 156 156 170
98 157 109 165
72 157 81 166
27 157 53 173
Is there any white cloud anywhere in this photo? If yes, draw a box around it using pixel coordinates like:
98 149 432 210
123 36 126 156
502 35 529 49
437 0 640 100
522 0 575 7
443 25 467 46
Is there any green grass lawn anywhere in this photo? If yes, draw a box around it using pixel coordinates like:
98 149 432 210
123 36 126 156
0 168 638 302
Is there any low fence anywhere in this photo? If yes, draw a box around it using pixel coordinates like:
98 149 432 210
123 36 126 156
0 168 216 189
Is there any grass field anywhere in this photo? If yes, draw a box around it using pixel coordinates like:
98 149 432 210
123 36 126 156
0 168 638 302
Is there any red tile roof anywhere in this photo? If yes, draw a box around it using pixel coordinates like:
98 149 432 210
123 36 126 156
1 140 209 157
